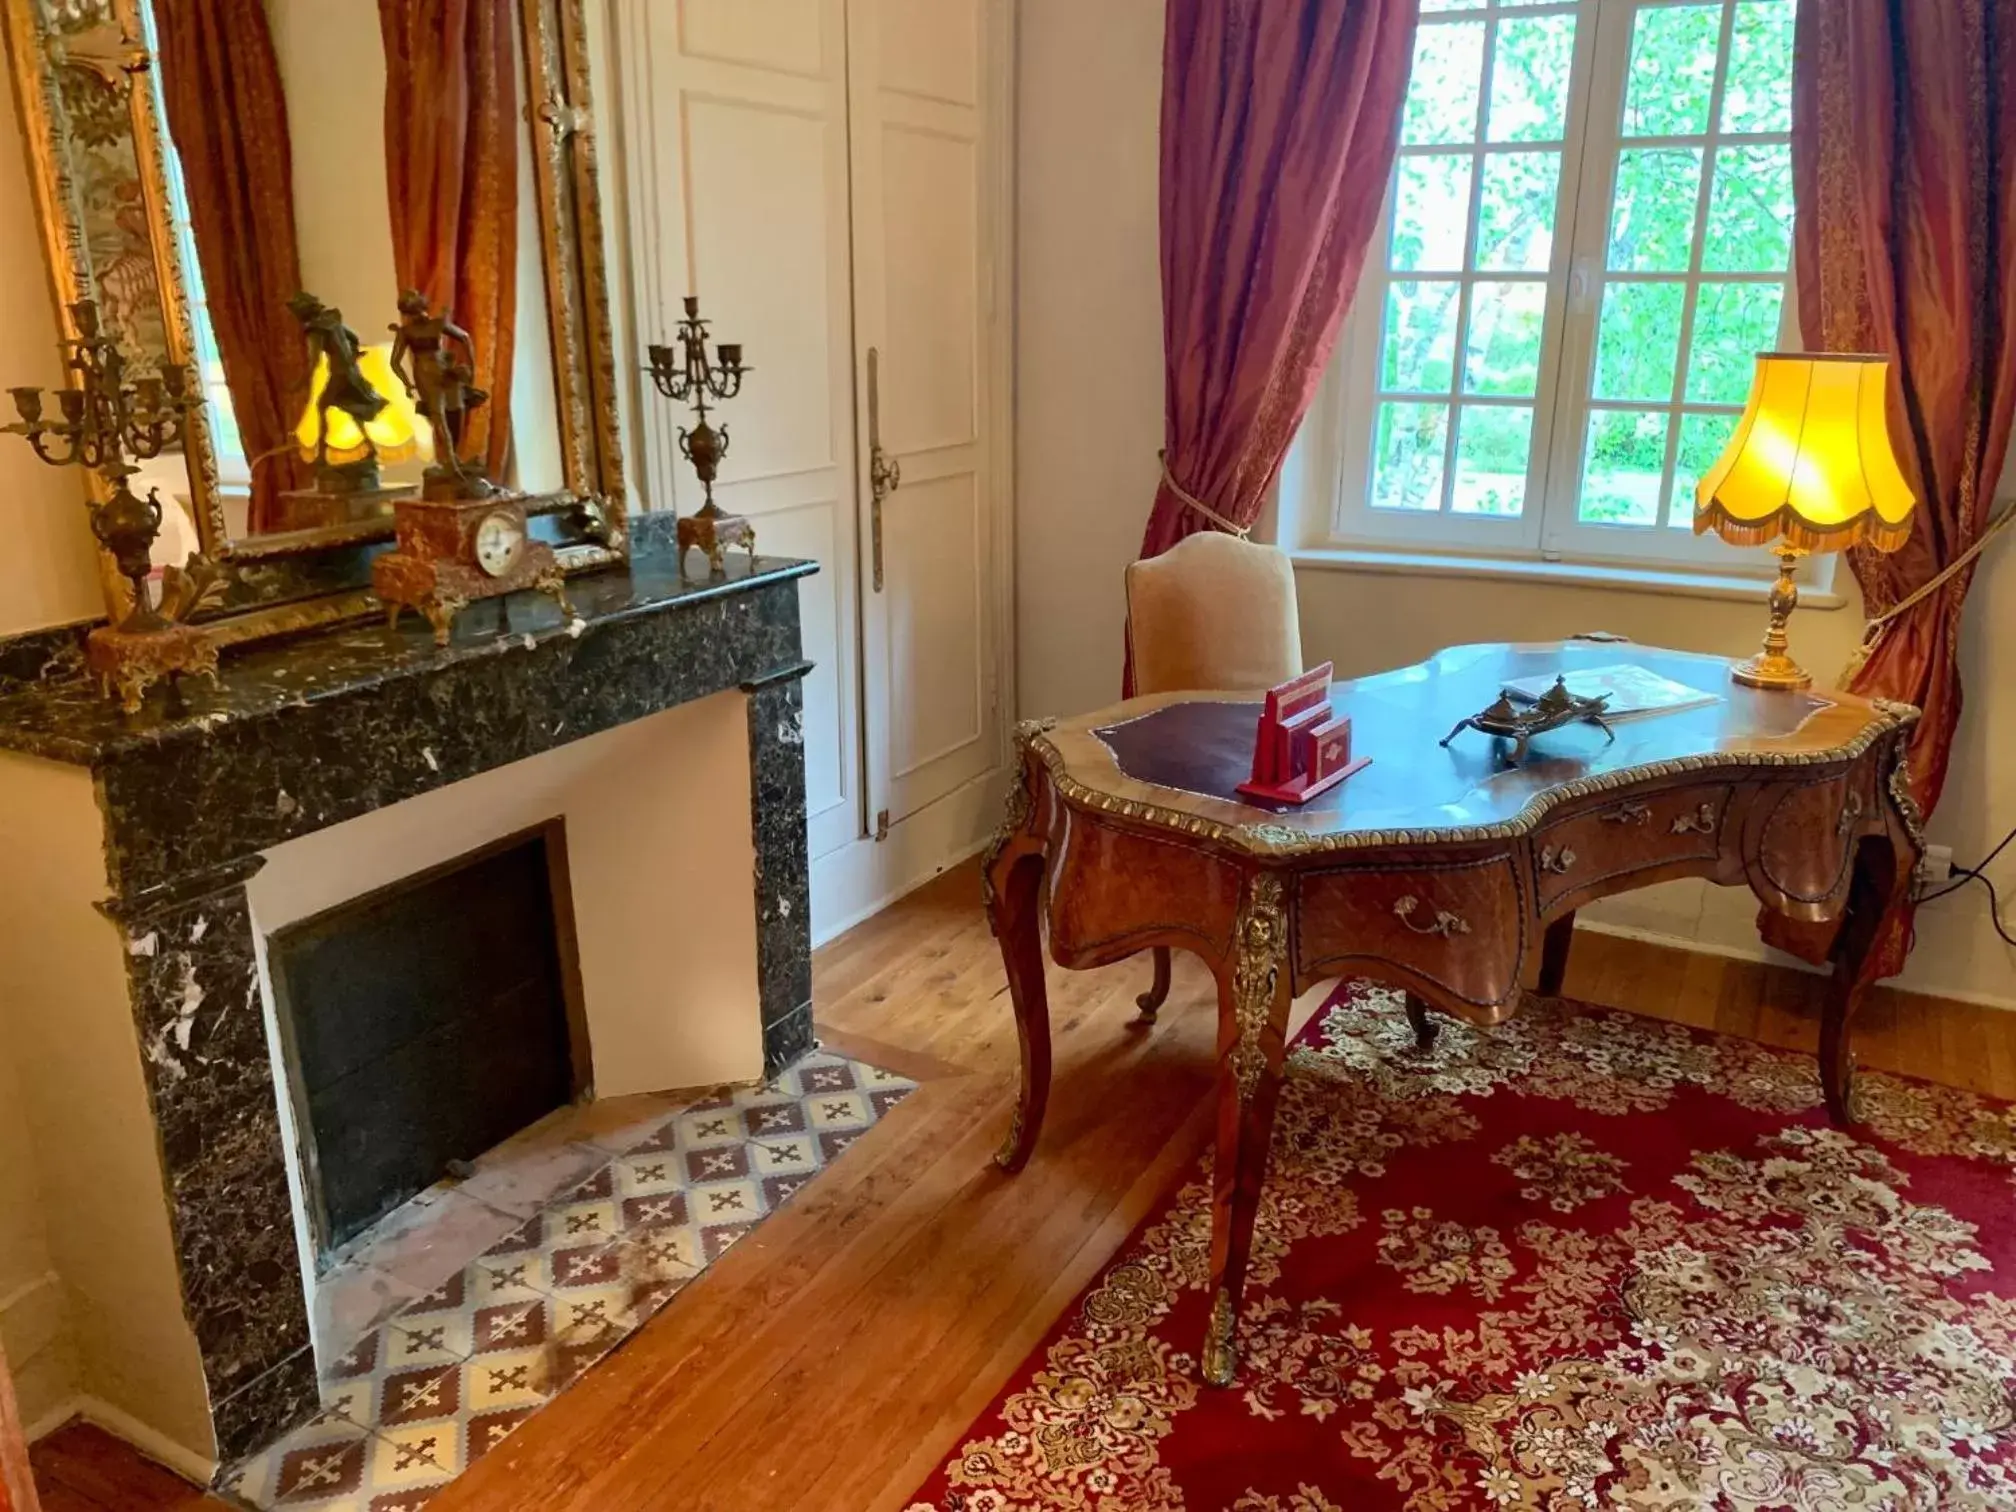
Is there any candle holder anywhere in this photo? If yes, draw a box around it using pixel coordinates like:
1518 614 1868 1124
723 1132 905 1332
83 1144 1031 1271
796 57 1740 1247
4 299 223 711
645 295 755 576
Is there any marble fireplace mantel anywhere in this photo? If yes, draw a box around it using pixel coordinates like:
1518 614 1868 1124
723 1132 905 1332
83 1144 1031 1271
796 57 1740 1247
0 524 817 1465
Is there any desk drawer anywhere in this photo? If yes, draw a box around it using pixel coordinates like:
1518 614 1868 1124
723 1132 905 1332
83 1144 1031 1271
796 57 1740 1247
1531 786 1733 906
1295 852 1525 1009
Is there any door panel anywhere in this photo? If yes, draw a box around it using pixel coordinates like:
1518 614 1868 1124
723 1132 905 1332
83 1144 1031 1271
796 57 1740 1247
883 467 983 777
617 1 863 859
851 0 1001 827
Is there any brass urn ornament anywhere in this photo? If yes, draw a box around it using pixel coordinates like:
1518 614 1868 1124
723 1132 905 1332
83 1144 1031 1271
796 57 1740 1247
4 298 223 711
646 295 754 576
371 291 571 645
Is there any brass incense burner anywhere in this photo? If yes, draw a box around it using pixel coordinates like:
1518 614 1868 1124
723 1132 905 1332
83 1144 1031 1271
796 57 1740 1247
646 296 753 576
5 298 222 710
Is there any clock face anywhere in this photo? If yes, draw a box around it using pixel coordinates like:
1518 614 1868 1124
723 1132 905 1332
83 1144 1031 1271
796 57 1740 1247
473 509 526 578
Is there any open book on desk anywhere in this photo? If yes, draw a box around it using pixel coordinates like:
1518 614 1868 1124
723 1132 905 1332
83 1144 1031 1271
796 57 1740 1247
1502 663 1721 721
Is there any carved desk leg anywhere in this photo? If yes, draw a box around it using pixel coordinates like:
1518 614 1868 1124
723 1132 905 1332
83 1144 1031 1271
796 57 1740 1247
1403 994 1438 1050
1537 910 1577 997
986 778 1051 1174
1202 872 1294 1387
1136 946 1173 1023
1819 832 1913 1126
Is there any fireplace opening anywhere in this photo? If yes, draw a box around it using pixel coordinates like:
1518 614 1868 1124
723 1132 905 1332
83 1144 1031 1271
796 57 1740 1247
268 823 587 1260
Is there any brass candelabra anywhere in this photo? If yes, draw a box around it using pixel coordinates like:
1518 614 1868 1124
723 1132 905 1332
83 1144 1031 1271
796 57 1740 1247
4 298 222 710
646 295 754 576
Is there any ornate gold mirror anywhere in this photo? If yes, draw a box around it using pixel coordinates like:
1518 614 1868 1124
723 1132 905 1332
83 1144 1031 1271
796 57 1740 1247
1 0 625 643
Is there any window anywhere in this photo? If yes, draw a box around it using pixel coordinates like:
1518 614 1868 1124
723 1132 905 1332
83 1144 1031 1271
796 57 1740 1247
1300 0 1798 575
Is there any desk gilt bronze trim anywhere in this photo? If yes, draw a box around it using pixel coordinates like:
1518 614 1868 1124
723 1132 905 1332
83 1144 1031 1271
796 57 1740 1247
983 642 1922 1387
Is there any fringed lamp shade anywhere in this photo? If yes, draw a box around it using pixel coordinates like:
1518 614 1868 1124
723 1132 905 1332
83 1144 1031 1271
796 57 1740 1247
1694 353 1915 554
294 344 422 464
1691 353 1918 692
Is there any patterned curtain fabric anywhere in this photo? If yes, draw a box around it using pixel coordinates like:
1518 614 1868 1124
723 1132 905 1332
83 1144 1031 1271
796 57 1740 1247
153 0 308 535
378 0 519 477
1770 0 2016 975
1126 0 1419 691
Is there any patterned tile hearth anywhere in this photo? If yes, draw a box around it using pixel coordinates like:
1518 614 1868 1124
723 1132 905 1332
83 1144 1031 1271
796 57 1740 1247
221 1048 916 1510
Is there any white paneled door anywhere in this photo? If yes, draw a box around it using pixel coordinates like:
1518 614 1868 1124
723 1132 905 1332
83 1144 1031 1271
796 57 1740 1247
612 0 1011 925
615 0 864 861
849 0 1004 832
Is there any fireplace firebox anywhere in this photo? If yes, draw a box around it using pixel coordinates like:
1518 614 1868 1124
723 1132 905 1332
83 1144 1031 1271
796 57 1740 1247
268 825 587 1259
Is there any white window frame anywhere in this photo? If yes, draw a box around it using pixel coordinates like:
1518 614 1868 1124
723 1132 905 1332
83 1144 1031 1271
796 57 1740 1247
1293 0 1809 587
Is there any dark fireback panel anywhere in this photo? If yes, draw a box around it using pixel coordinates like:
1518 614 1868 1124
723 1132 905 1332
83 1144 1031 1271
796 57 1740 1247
270 831 575 1256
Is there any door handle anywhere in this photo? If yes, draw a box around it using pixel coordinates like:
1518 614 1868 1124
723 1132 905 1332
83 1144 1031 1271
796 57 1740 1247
867 346 900 592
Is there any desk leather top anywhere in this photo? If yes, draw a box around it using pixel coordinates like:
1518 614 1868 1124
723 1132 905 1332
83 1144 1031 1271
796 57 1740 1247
1032 641 1915 855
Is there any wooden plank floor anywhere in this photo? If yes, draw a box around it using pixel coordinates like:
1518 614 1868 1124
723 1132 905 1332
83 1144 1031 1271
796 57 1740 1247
48 862 2015 1510
27 1424 226 1512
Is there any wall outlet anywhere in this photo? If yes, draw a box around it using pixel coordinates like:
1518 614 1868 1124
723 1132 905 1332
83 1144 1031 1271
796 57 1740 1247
1916 844 1955 894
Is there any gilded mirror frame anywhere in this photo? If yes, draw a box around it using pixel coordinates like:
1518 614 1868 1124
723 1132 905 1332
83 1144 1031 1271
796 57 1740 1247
1 0 627 646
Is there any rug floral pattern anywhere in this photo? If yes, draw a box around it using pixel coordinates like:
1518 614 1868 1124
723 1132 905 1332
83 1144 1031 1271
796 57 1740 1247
905 985 2016 1511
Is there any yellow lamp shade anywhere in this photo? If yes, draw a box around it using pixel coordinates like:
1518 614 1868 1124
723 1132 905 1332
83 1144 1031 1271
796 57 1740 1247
1694 352 1916 555
294 344 423 465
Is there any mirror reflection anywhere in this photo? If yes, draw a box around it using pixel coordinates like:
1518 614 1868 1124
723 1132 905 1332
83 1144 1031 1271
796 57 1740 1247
39 0 569 553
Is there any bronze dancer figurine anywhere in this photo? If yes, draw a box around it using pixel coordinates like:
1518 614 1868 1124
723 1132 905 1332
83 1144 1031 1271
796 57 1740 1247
389 288 492 497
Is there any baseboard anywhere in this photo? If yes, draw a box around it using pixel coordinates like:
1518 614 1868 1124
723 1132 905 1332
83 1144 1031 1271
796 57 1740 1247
810 769 1007 946
1575 916 2016 1014
67 1395 216 1486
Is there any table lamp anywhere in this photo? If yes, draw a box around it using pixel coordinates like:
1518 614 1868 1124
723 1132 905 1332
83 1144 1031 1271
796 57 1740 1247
293 342 421 493
1694 353 1916 690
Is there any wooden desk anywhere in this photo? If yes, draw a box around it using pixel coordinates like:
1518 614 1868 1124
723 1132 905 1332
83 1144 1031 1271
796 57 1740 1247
982 641 1922 1386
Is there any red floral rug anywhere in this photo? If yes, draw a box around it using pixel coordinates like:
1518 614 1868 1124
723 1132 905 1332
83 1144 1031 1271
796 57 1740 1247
904 983 2016 1511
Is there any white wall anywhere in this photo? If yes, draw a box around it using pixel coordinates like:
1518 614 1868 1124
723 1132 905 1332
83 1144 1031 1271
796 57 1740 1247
0 63 102 1440
1014 0 2016 1006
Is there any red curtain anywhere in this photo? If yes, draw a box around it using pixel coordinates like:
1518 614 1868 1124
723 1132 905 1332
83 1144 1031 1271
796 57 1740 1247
153 0 308 535
378 0 519 477
1771 0 2016 975
1128 0 1418 689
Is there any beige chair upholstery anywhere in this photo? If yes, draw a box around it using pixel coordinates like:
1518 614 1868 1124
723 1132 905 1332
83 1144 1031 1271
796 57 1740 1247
1125 531 1303 695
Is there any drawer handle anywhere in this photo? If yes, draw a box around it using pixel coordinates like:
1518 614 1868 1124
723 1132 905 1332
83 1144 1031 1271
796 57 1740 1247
1601 802 1652 826
1671 803 1718 836
1837 792 1864 836
1539 845 1577 875
1394 895 1471 938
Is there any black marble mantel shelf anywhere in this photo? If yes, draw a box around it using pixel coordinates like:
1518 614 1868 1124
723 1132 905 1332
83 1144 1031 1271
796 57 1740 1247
0 529 820 1466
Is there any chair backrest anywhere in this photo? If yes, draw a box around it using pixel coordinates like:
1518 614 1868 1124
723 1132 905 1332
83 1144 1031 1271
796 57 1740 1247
1125 532 1304 696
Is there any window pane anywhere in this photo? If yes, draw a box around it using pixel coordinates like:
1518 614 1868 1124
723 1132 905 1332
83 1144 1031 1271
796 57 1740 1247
1673 412 1741 526
1701 144 1794 272
1581 410 1670 525
1477 151 1562 272
1593 282 1686 402
1723 1 1795 134
1464 282 1547 396
1371 402 1450 513
1607 149 1703 272
1622 4 1723 138
1452 405 1534 516
1391 155 1474 272
1402 22 1486 145
1382 281 1462 393
1686 282 1783 403
1488 15 1577 143
1421 0 1485 12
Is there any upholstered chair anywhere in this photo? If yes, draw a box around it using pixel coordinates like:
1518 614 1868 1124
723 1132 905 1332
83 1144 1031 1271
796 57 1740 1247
1123 531 1303 1019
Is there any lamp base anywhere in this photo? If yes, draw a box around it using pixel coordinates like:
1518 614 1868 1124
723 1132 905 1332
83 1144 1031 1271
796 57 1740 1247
1730 650 1813 692
1730 546 1814 694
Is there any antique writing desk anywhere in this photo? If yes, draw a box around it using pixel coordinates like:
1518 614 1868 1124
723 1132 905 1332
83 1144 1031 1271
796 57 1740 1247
982 641 1922 1386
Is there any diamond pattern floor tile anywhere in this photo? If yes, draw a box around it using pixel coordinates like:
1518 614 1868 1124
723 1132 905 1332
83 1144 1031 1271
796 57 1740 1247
226 1049 917 1508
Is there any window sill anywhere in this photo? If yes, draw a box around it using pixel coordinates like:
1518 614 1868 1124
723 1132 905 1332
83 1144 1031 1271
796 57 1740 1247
1287 547 1849 610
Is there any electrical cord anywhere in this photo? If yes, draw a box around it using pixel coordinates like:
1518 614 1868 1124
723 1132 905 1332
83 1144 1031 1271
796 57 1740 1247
1916 822 2016 949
